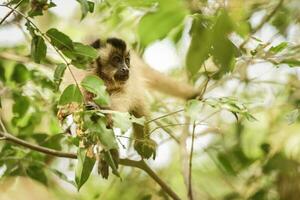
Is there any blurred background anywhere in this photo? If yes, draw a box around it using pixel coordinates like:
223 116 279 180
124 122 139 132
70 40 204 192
1 0 300 199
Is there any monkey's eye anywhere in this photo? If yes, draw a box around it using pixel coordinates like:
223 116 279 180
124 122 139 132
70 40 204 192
112 56 122 63
125 57 130 65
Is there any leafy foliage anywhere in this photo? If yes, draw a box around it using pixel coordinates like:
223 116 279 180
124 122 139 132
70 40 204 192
81 75 109 106
59 84 83 105
31 35 47 63
75 148 96 190
138 0 188 46
186 10 238 78
1 0 300 199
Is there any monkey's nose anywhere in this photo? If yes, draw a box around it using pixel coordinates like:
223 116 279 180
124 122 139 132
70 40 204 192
121 68 129 76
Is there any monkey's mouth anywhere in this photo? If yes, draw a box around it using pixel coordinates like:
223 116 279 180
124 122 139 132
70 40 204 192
114 73 129 82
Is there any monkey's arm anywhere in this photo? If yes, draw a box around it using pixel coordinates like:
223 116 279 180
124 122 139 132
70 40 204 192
131 52 199 99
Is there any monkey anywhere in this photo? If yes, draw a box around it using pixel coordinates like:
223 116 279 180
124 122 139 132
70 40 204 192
83 37 200 159
62 37 199 159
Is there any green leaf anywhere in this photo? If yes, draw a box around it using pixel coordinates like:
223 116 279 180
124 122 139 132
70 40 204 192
185 99 202 120
28 7 43 17
62 43 98 69
270 42 288 53
138 0 188 46
0 62 6 82
50 168 75 186
104 150 120 177
81 75 110 106
11 63 30 84
54 63 67 90
83 113 118 150
205 97 256 121
75 148 96 190
112 112 132 132
186 10 237 78
123 0 157 7
72 42 98 59
95 124 118 150
87 1 94 12
13 94 30 117
31 69 55 89
46 28 73 50
281 59 300 67
186 15 212 75
217 153 236 175
26 165 48 185
271 7 291 35
31 35 47 63
25 21 36 36
77 0 90 19
59 84 83 105
211 10 236 78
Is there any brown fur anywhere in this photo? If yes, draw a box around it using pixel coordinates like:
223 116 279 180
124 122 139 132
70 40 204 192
62 43 198 116
90 46 197 116
61 38 199 158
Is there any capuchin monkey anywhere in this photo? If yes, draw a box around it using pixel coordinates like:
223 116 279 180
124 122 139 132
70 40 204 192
67 37 199 159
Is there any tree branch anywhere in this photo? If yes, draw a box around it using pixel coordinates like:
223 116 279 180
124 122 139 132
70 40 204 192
120 159 181 200
0 131 181 200
0 131 77 159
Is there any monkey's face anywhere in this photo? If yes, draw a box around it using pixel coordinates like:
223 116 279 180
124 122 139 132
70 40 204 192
93 38 130 84
110 51 130 82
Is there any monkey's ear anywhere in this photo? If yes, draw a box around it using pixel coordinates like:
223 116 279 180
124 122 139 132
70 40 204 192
90 39 102 49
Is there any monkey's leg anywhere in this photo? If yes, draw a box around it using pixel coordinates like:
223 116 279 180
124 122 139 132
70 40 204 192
131 111 157 159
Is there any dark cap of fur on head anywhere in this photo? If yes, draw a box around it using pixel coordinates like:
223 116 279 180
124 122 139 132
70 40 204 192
90 37 127 51
106 37 127 51
90 39 102 49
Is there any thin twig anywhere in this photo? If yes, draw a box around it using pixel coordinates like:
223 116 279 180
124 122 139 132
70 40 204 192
239 0 284 49
0 130 180 200
0 0 23 25
188 121 196 200
150 122 207 134
0 4 81 90
154 121 180 144
146 109 184 124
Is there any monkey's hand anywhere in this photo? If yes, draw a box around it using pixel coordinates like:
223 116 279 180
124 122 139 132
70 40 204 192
85 101 100 110
106 114 113 129
85 102 114 129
